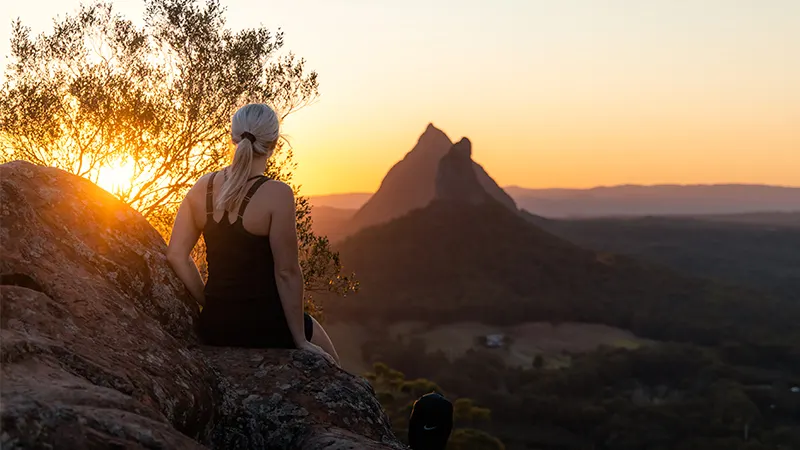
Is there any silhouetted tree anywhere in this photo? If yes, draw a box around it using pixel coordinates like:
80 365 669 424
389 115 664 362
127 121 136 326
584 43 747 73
0 0 356 306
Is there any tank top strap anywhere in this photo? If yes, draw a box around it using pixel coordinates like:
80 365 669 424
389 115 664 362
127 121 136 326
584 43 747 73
206 172 218 217
237 176 270 219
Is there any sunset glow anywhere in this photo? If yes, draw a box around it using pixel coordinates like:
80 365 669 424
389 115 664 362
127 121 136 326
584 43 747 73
4 0 799 196
93 158 136 196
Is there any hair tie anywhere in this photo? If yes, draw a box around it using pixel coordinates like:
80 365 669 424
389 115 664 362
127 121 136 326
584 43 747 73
240 132 256 144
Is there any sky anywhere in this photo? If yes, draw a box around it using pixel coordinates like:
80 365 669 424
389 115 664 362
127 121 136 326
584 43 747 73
2 0 799 195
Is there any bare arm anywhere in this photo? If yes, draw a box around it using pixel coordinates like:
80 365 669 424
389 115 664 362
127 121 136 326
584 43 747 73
269 183 306 346
166 190 206 307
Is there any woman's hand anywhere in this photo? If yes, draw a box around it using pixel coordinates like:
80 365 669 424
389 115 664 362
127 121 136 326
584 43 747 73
299 341 338 366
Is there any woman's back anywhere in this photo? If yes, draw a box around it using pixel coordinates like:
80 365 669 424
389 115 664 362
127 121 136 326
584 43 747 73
203 172 274 300
196 171 295 348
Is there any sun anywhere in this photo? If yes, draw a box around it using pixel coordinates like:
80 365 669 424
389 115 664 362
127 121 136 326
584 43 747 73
94 158 136 195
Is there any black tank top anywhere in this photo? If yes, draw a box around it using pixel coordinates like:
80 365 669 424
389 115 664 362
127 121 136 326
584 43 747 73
198 171 296 348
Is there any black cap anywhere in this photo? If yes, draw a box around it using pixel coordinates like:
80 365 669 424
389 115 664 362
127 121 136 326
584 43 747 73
408 393 453 450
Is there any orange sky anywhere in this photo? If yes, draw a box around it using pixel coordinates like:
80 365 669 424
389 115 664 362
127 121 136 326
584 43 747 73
4 0 799 195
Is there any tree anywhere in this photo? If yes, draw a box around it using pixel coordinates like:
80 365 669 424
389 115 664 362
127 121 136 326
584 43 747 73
0 0 356 308
453 398 492 426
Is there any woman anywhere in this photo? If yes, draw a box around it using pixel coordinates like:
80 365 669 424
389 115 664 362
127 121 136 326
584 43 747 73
166 103 339 365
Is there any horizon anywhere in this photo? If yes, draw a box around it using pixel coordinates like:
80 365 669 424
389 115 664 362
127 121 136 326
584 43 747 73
3 0 799 196
311 181 800 198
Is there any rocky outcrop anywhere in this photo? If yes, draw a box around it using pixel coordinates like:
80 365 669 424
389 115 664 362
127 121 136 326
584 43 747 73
349 124 516 233
0 161 403 449
350 124 453 232
201 348 397 449
435 138 491 205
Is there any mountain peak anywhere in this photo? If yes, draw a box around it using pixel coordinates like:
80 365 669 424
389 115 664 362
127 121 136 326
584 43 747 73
349 125 515 233
435 138 490 205
415 123 452 154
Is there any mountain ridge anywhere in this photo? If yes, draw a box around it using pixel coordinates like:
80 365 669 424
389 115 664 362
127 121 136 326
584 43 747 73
313 183 800 217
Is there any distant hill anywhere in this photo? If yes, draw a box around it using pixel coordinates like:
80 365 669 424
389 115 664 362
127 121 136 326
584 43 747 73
310 193 371 210
506 184 800 218
311 184 800 221
311 207 800 301
537 213 800 301
307 206 355 243
327 139 799 350
694 211 800 228
348 124 516 233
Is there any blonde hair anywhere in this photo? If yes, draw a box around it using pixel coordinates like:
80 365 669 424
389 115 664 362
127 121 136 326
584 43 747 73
216 103 280 212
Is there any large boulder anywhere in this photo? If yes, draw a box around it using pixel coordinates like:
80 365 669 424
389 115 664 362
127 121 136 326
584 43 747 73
0 161 403 449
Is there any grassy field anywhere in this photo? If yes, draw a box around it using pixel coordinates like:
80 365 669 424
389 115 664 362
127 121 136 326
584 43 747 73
325 320 651 374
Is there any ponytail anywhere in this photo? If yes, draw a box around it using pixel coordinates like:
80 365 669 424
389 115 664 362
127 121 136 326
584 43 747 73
216 138 255 213
214 103 280 213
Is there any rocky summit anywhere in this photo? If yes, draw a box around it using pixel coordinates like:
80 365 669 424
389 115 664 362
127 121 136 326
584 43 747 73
349 124 516 233
435 138 491 205
0 161 404 449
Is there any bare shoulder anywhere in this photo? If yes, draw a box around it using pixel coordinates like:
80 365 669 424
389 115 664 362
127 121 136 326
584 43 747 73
254 179 294 212
263 179 294 198
195 172 216 188
186 172 216 200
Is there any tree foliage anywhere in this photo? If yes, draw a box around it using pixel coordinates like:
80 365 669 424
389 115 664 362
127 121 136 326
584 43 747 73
367 338 800 450
0 0 356 305
447 429 505 450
